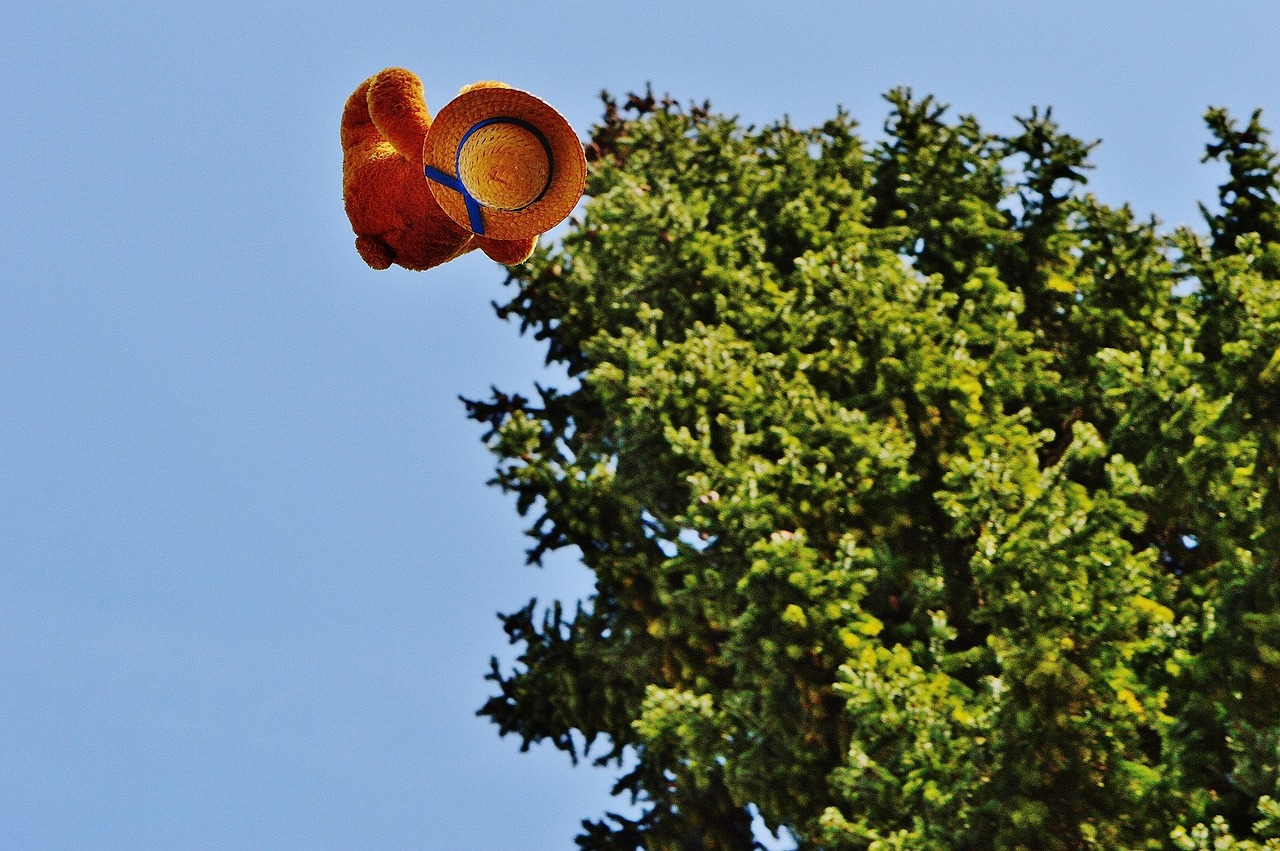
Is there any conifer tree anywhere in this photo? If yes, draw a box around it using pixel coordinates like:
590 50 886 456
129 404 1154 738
466 90 1280 850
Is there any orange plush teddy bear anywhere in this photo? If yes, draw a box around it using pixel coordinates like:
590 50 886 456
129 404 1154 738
341 68 586 271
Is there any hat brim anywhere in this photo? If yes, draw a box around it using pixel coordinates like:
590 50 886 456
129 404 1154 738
424 88 586 242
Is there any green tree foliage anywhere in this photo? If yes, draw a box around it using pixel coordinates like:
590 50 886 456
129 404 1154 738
465 89 1280 849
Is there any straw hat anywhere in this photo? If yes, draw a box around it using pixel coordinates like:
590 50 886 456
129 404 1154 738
423 87 586 241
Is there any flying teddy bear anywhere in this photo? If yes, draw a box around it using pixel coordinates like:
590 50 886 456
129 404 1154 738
341 67 586 271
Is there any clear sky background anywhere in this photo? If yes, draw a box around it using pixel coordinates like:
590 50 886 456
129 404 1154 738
2 2 1278 848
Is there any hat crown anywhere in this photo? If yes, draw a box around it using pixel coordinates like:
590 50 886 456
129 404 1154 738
457 121 551 212
424 86 586 240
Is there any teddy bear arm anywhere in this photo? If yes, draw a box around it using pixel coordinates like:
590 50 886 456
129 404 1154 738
341 78 383 153
474 233 537 266
366 68 432 162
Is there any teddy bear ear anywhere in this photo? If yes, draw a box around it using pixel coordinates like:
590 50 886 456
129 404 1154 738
458 80 511 95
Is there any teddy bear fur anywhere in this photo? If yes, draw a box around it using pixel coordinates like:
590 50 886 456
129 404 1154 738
341 68 538 271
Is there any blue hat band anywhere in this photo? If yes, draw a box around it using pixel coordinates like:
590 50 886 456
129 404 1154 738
424 117 555 236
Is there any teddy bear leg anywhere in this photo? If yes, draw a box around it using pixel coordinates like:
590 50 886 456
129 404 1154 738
355 234 395 270
474 234 538 266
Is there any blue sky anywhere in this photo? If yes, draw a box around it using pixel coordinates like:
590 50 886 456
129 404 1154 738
2 2 1278 848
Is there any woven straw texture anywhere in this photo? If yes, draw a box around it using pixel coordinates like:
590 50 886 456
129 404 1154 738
456 123 552 211
424 88 586 240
